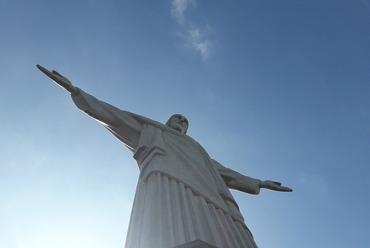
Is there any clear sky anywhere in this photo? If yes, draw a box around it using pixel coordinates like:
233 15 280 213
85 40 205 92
1 0 369 247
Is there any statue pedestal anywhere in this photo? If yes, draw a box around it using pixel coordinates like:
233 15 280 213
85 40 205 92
174 240 217 248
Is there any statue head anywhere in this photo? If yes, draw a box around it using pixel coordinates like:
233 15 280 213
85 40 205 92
166 114 189 134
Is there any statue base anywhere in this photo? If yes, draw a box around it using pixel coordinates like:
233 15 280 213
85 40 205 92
174 240 217 248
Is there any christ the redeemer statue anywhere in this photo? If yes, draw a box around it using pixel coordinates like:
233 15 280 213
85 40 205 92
37 65 292 248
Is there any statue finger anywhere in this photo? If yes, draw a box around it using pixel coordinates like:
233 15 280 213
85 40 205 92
37 65 59 81
52 70 63 77
37 64 53 77
280 186 293 192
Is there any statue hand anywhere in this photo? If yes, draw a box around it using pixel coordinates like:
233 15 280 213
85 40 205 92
37 65 77 94
260 180 293 192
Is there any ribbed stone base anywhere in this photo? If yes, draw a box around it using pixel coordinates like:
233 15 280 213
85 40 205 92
174 240 218 248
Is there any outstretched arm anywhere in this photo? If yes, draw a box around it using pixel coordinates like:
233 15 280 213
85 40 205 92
37 65 78 94
212 159 292 194
36 64 151 152
259 180 293 192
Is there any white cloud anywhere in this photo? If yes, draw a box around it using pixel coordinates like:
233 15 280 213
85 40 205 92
188 28 211 60
171 0 212 60
171 0 191 25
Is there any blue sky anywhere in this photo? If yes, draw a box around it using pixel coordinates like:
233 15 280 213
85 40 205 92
1 0 369 247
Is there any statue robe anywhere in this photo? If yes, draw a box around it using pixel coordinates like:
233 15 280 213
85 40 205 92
71 88 260 248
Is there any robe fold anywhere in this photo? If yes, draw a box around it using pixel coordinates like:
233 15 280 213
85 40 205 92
71 88 259 248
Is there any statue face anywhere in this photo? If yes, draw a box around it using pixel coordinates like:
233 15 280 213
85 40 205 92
168 114 188 133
